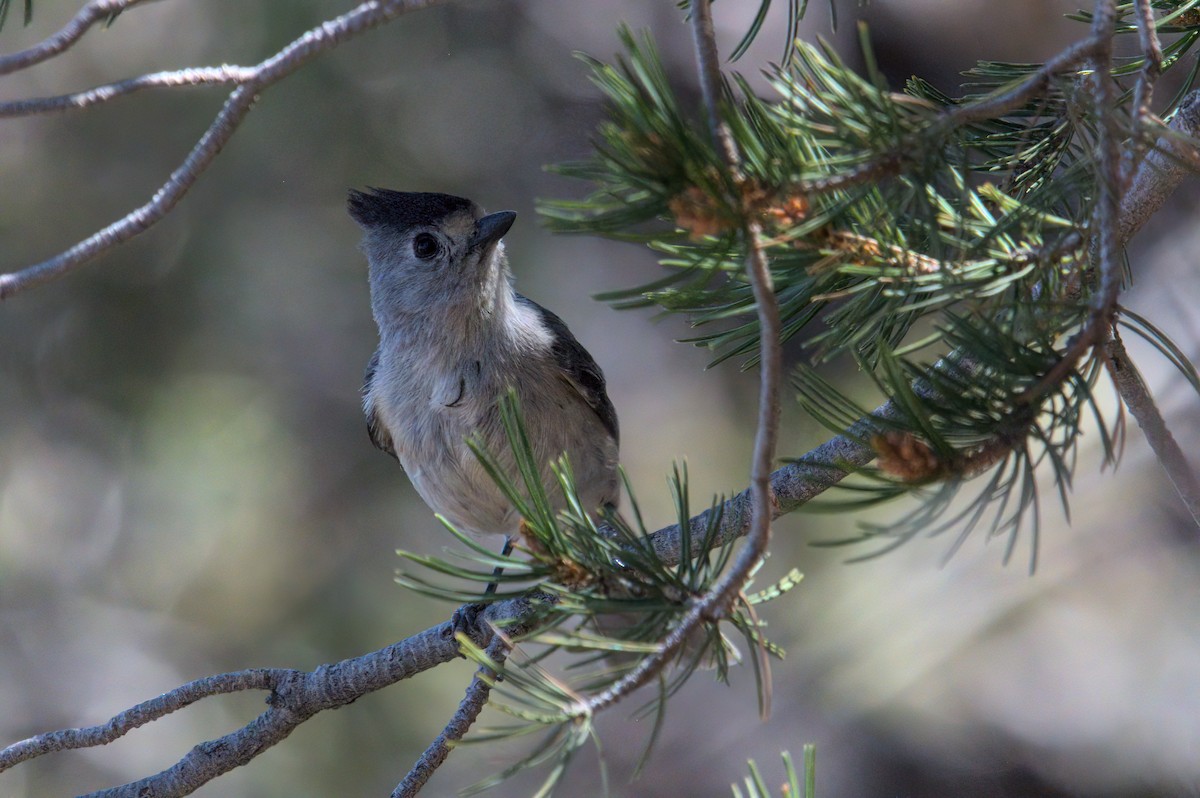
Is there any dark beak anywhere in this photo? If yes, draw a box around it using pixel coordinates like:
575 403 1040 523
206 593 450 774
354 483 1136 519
470 211 517 251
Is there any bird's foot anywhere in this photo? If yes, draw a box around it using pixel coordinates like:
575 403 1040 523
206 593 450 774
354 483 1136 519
446 601 487 655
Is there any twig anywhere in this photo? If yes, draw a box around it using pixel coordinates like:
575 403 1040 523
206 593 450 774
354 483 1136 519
0 0 447 301
798 35 1105 197
0 66 255 117
1119 89 1200 243
570 0 784 718
645 401 898 566
0 0 158 76
0 595 547 796
1104 330 1200 526
0 669 285 770
1123 0 1164 185
1023 0 1120 399
392 635 511 798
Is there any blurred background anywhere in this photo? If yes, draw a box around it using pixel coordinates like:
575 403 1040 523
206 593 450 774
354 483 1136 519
2 1 1199 795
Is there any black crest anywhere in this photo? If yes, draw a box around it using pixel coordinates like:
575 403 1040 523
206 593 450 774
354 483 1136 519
347 188 475 231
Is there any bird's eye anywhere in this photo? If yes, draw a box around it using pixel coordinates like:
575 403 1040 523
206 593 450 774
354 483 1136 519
412 233 440 260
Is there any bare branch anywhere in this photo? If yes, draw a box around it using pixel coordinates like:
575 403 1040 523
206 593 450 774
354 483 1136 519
0 0 159 76
1104 331 1200 526
393 635 512 798
0 595 548 797
0 66 254 117
0 669 286 771
1090 0 1121 313
0 0 447 301
1123 0 1164 185
1120 89 1200 244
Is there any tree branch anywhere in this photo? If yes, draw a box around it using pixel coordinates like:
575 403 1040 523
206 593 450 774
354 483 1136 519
0 0 447 301
0 595 547 797
568 0 784 720
0 0 159 76
1119 89 1200 244
1123 0 1164 185
0 66 255 117
1103 330 1200 526
798 35 1104 197
393 635 511 798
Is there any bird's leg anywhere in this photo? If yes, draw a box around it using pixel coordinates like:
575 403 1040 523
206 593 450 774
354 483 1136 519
484 534 515 596
450 534 514 646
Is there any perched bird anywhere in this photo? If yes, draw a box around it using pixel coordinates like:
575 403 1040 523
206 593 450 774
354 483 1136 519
349 188 620 553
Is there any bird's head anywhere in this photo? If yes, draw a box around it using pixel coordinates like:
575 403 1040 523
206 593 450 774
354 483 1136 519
348 188 516 325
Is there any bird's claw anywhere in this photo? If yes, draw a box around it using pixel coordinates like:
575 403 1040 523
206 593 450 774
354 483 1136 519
447 602 486 656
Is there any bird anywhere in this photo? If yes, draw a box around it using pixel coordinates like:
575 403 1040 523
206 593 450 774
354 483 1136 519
348 188 620 571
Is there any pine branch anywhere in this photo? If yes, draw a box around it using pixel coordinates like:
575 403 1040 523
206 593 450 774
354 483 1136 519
1104 330 1200 526
644 83 1200 565
556 0 785 721
0 0 448 301
1124 0 1164 184
798 34 1106 197
393 635 512 798
1119 89 1200 243
0 595 548 796
0 65 256 117
0 0 154 76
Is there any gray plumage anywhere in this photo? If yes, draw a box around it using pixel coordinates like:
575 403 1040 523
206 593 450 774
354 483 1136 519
350 188 620 539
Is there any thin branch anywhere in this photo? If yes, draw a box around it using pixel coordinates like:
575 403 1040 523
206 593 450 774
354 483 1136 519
393 635 512 798
0 669 286 770
645 402 897 567
798 35 1104 197
0 595 548 797
0 0 159 76
1119 89 1200 244
571 0 784 718
1090 0 1121 309
1104 330 1200 526
0 66 255 117
1023 0 1120 399
0 0 448 301
1123 0 1164 185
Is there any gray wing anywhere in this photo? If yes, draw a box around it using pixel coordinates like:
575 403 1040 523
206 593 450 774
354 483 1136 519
516 294 619 445
362 347 398 458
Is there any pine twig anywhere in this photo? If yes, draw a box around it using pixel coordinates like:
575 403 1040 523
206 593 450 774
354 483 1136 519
1104 331 1200 526
568 0 785 719
1123 0 1164 185
0 0 156 76
798 35 1105 197
0 0 448 301
393 635 512 798
0 595 547 796
1119 89 1200 243
0 66 256 117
